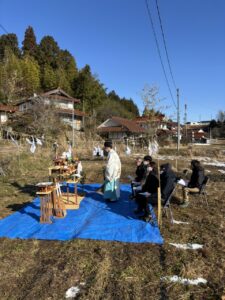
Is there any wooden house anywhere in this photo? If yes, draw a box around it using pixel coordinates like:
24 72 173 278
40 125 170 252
97 116 145 140
16 88 86 130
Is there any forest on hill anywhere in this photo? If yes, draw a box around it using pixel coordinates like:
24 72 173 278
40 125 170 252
0 26 139 121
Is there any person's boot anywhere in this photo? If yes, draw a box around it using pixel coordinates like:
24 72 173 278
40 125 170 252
139 214 152 222
180 200 189 208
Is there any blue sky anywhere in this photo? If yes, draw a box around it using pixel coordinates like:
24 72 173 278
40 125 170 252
0 0 224 121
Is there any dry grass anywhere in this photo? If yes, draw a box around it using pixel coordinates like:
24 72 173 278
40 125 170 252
0 142 224 299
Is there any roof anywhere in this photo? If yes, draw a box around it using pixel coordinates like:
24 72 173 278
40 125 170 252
57 108 86 117
98 116 145 133
42 88 80 103
112 116 146 133
186 124 209 130
0 105 18 112
16 88 80 105
134 115 165 123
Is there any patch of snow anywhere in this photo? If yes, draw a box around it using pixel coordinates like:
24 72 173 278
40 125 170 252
169 243 203 250
161 275 207 285
172 219 189 225
218 169 225 174
65 286 80 299
203 161 225 167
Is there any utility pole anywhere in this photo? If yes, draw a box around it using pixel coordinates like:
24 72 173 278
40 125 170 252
177 88 180 153
72 100 75 147
82 99 85 129
184 103 187 138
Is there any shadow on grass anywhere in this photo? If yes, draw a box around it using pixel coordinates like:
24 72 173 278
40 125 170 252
6 201 40 222
10 181 37 197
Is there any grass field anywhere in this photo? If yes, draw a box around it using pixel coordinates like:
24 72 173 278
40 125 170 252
0 142 224 299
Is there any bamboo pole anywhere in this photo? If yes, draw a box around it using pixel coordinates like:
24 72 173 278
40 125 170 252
157 159 162 227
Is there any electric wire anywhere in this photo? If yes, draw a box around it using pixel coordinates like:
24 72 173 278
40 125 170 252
145 0 177 109
155 0 177 89
0 24 9 34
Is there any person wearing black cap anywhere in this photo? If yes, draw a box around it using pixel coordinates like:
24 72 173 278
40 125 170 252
103 140 121 202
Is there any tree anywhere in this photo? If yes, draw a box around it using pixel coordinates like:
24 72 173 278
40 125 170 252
37 36 60 69
73 65 107 114
0 48 23 102
55 68 72 94
9 100 65 138
41 65 57 90
22 26 38 58
217 110 225 123
58 50 78 84
20 55 40 96
0 34 20 59
141 85 165 142
106 90 139 119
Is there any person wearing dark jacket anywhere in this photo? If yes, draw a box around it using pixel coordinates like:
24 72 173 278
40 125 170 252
135 158 146 182
135 162 159 221
181 160 205 207
131 155 152 197
160 163 177 204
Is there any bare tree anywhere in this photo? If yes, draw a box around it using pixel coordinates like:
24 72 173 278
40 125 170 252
217 110 225 123
141 85 167 143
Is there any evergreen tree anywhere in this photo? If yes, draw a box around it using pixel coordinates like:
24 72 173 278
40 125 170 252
22 26 38 58
21 55 40 96
0 34 20 59
55 68 72 94
37 36 60 69
73 65 107 114
58 50 78 77
108 90 139 118
41 64 57 90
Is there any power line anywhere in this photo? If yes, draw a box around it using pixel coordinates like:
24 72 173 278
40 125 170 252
144 0 177 109
0 24 9 34
155 0 177 89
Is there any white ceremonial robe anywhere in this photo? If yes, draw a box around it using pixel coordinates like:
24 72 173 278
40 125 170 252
104 149 121 201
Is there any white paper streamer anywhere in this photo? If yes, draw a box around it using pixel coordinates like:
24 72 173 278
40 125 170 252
169 243 203 250
76 161 83 175
172 219 189 225
65 286 80 298
161 275 207 286
36 138 43 146
125 146 131 155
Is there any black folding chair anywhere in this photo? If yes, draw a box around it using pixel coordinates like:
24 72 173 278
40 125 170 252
190 176 209 206
162 184 177 224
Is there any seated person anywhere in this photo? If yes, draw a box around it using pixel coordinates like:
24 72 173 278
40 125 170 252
135 161 159 221
131 155 152 198
181 160 205 207
160 163 177 205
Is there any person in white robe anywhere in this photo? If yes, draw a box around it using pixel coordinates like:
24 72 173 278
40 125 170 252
103 141 121 202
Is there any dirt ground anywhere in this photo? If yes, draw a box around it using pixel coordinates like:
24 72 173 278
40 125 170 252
0 143 224 300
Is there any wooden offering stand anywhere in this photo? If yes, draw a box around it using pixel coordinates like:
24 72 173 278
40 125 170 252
60 173 84 209
36 181 66 224
36 182 54 224
49 158 77 180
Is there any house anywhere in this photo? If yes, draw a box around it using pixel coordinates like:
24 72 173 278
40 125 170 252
16 88 86 130
181 122 210 143
134 114 168 131
97 116 145 140
0 105 18 124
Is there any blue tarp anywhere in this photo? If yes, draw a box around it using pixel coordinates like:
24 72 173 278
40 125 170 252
0 184 163 244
